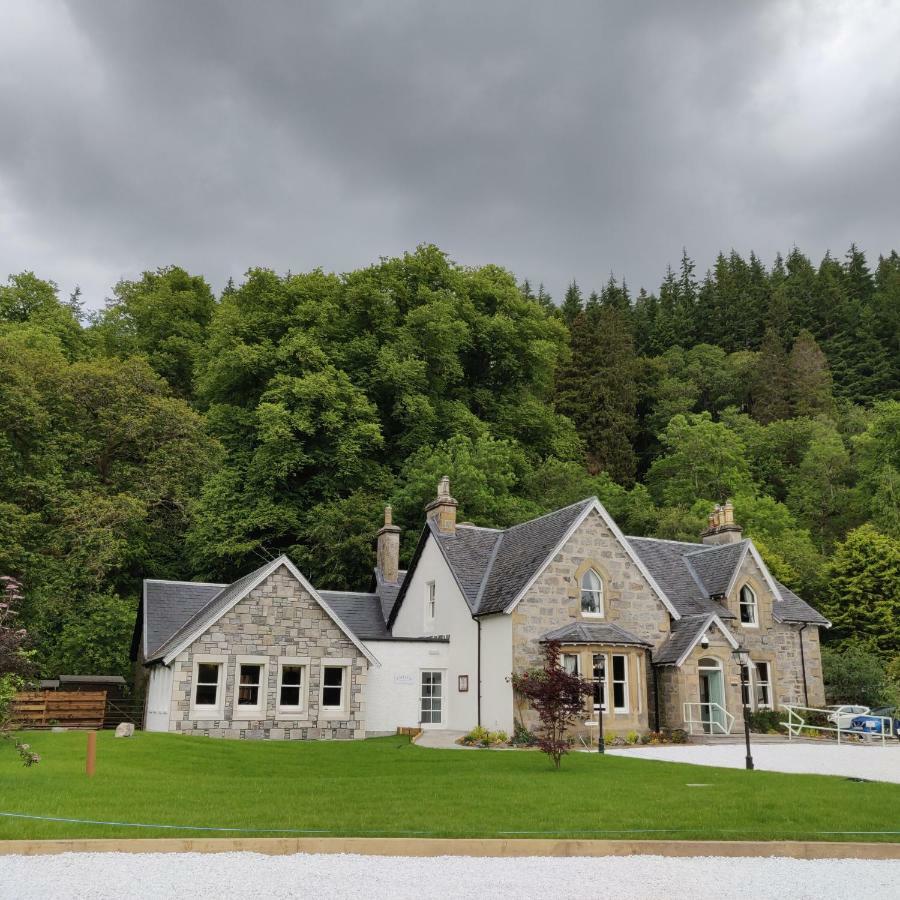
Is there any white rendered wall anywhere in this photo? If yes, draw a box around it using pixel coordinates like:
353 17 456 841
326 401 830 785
391 535 479 731
479 614 514 733
144 664 173 732
363 639 450 734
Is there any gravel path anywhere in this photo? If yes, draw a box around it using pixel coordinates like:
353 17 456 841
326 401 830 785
606 742 900 783
1 852 898 900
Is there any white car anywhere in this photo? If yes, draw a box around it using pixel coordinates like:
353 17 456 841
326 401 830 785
826 705 869 730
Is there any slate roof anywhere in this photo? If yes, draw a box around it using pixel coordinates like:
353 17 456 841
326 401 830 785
429 499 595 616
773 580 831 625
539 622 652 647
319 591 393 640
373 568 407 624
624 537 732 618
684 542 748 597
653 614 717 665
143 579 226 658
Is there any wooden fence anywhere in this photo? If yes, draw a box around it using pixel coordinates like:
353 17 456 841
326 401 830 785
11 691 108 729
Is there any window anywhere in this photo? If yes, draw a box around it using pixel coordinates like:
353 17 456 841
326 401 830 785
592 653 607 711
611 654 628 713
321 665 346 710
739 584 758 625
581 569 604 616
237 664 262 708
194 662 220 707
563 653 580 675
754 662 771 709
425 581 436 626
276 658 307 715
420 671 443 724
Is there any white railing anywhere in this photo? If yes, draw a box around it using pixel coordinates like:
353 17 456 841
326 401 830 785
683 701 735 736
782 705 892 746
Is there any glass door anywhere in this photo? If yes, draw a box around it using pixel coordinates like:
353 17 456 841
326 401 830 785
420 670 443 727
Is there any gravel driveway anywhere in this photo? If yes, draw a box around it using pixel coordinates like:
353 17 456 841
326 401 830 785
606 742 900 783
0 852 897 900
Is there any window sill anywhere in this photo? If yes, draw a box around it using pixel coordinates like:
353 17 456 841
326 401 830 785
318 709 350 721
189 708 224 721
581 612 604 619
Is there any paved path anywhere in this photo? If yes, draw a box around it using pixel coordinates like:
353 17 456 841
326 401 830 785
606 741 900 783
1 851 897 899
414 730 468 749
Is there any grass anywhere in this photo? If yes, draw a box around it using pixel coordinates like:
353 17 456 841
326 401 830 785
0 731 898 842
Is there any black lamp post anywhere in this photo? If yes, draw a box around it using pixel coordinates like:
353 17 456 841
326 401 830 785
732 647 754 771
597 660 605 755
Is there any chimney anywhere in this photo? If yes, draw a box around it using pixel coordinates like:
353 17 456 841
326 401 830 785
700 500 742 545
425 475 457 535
376 505 401 583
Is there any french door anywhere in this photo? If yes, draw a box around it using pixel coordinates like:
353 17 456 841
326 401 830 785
420 670 444 727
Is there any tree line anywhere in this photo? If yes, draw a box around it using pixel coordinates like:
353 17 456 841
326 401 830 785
0 244 897 686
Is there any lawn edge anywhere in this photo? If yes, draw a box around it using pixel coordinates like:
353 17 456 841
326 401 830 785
1 838 898 859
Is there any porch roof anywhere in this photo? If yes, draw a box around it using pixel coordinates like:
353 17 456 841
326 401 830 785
539 621 652 647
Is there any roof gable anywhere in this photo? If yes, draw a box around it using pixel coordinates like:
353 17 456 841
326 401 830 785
152 556 378 666
653 613 739 666
684 541 749 597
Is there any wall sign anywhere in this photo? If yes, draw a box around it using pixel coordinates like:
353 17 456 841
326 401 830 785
393 673 414 685
458 675 469 692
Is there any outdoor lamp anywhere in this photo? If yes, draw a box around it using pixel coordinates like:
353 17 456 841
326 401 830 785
732 647 754 771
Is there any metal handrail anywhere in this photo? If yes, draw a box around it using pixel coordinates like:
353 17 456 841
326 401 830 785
782 705 890 746
683 701 735 736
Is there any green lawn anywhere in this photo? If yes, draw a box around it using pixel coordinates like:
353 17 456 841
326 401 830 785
1 731 898 842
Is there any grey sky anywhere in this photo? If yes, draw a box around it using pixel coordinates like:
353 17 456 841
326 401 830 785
2 1 899 309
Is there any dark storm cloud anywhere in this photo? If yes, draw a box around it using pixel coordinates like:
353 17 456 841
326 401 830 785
1 1 898 307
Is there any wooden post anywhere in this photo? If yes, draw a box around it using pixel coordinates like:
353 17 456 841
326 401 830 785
86 731 97 777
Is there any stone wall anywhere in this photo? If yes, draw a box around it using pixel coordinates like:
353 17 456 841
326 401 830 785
511 509 671 736
168 565 368 739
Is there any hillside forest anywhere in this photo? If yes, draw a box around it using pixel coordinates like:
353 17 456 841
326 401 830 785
0 244 898 695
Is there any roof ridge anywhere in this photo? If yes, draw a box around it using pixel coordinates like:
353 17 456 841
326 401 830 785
683 539 748 557
143 579 228 587
456 523 501 532
501 497 595 534
625 535 702 548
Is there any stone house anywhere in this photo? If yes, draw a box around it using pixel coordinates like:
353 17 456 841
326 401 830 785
134 479 828 739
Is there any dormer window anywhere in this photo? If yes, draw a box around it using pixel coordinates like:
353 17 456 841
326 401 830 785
580 569 604 616
739 584 758 626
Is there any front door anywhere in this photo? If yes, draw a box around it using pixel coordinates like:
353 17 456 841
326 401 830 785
420 670 443 728
698 660 726 733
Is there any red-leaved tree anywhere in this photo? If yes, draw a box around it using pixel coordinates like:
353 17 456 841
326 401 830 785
511 640 593 769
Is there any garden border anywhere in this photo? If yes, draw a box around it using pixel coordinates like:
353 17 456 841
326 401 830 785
1 838 898 859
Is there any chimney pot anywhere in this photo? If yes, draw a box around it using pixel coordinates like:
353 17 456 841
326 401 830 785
701 501 742 545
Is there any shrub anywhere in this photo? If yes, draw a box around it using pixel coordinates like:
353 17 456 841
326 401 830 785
488 730 508 745
748 709 783 734
511 718 538 746
822 644 897 707
625 730 640 745
460 726 490 746
669 728 688 744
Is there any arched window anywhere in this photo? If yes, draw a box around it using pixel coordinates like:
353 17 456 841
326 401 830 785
739 584 758 625
580 569 604 616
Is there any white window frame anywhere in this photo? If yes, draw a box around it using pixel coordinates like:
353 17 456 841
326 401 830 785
580 569 604 618
419 669 445 727
189 654 227 720
425 580 436 629
591 652 608 712
739 583 759 627
754 661 772 710
318 658 352 719
740 660 773 711
611 653 629 714
276 655 309 718
232 655 268 720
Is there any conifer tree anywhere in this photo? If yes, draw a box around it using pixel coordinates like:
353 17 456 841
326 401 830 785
750 328 792 423
788 330 834 418
560 280 583 326
556 308 639 483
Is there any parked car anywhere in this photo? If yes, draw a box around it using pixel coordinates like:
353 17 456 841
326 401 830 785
825 705 869 730
849 707 900 739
